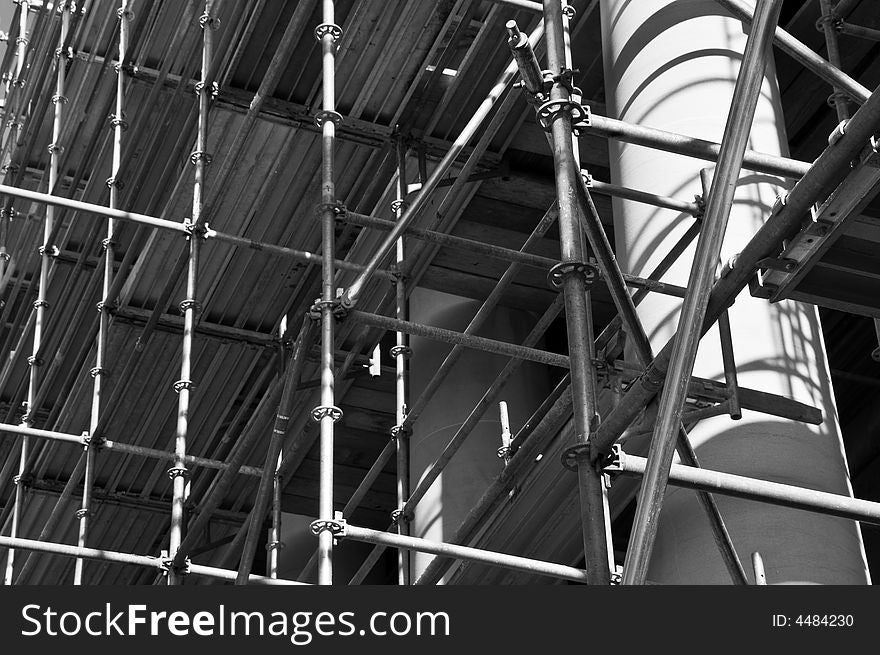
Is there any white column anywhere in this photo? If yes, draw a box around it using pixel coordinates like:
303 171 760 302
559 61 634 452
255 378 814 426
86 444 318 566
600 0 869 583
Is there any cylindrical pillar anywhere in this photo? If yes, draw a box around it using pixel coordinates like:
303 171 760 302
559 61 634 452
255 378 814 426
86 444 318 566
600 0 869 584
408 289 549 581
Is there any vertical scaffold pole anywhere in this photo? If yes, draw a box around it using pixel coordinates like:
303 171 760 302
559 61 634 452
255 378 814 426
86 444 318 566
311 0 343 587
168 0 216 585
391 136 411 585
75 0 125 586
542 0 609 585
3 0 33 587
621 0 783 586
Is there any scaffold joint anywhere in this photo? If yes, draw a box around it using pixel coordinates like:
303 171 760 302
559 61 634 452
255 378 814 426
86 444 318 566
390 199 409 213
173 379 194 393
26 355 43 367
183 220 209 240
109 113 128 131
314 23 343 43
50 91 69 103
75 508 91 520
389 345 412 359
562 3 576 18
547 260 599 288
311 404 343 423
166 466 190 480
160 555 190 575
390 508 410 525
189 149 213 165
194 80 220 98
389 423 411 439
12 473 32 488
179 298 203 314
314 200 346 220
89 366 107 378
37 245 59 258
198 12 220 30
266 540 285 552
497 445 512 460
315 109 343 128
82 431 105 449
310 517 346 537
561 443 593 471
116 6 135 21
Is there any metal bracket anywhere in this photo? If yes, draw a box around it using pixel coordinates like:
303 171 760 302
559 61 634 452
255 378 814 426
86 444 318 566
311 404 343 423
390 508 411 525
89 366 107 378
74 508 91 520
315 109 343 128
194 80 220 99
198 12 220 30
309 517 347 537
536 98 590 132
266 540 286 552
314 200 347 220
179 298 203 314
160 555 190 576
389 423 411 440
315 23 343 43
560 443 591 471
166 466 190 480
757 256 798 273
389 345 412 359
390 198 409 214
547 260 599 288
109 113 128 131
602 444 625 475
173 379 194 393
496 445 512 460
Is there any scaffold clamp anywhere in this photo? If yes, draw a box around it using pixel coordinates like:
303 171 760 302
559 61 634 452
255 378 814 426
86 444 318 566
315 23 343 43
166 465 190 480
560 443 592 471
311 404 343 423
266 540 286 552
390 508 410 525
160 554 190 576
315 109 343 128
310 517 347 538
547 260 599 288
389 423 411 439
389 345 412 359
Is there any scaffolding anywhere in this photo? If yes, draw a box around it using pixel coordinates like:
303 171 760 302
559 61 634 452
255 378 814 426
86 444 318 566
0 0 877 586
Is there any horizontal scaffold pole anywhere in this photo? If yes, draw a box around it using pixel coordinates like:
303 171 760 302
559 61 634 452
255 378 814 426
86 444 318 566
0 535 305 585
340 522 591 584
608 449 880 525
0 422 263 476
0 184 394 279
